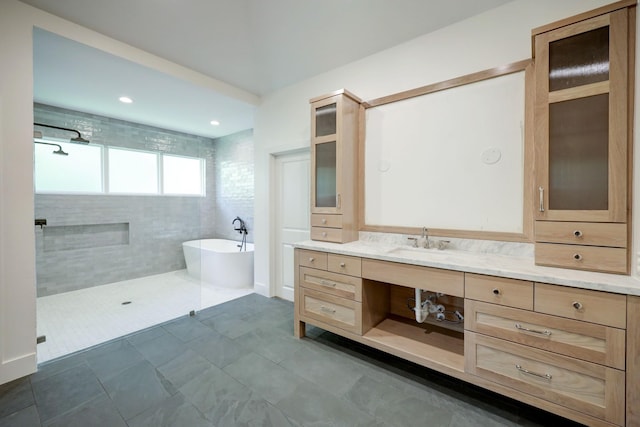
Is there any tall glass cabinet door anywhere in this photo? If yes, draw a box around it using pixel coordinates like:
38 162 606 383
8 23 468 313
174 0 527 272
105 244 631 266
534 9 628 222
311 96 342 214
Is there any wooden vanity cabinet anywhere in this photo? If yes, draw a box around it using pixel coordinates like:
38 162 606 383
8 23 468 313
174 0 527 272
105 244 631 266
532 5 634 274
310 90 361 243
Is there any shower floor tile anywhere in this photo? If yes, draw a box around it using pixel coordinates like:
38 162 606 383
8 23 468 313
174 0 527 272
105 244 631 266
36 270 253 364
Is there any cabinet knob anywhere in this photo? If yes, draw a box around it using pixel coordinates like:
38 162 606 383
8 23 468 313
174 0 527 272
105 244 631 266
492 288 501 296
573 230 583 238
321 218 327 224
322 232 327 237
572 301 583 310
340 262 346 268
573 253 582 261
308 257 314 262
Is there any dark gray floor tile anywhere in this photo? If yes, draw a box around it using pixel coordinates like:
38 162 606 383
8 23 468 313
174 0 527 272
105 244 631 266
0 405 40 427
0 377 34 419
42 394 126 427
32 364 106 423
179 366 252 422
126 326 167 346
234 327 304 363
342 375 409 416
127 392 210 427
130 332 187 367
157 349 212 389
162 317 213 342
276 382 375 426
31 353 86 384
187 331 247 368
450 410 517 427
84 340 145 381
223 353 307 404
375 393 453 427
280 346 364 397
215 393 296 427
102 360 173 420
201 312 255 339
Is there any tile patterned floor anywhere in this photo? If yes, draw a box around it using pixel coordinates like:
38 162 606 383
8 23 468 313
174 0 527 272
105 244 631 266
36 270 253 363
2 294 585 426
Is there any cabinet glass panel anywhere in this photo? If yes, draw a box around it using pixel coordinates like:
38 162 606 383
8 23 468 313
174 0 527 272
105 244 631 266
549 94 609 210
315 103 337 137
315 141 337 207
549 26 609 92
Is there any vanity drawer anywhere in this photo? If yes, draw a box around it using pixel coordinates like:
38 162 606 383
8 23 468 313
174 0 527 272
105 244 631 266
297 249 328 270
465 333 625 426
311 226 344 243
311 214 342 228
465 300 625 369
300 287 362 334
362 259 464 297
327 254 361 277
534 284 626 329
299 267 362 301
465 273 533 310
535 221 627 248
535 243 627 274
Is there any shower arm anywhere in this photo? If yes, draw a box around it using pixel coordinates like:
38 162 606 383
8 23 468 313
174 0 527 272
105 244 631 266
34 140 68 155
33 122 90 143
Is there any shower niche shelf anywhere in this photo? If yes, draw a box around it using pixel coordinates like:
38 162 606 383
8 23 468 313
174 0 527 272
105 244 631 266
42 222 130 252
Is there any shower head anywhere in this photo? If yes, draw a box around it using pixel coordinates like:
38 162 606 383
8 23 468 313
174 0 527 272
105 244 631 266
34 140 69 156
34 122 90 144
70 136 90 144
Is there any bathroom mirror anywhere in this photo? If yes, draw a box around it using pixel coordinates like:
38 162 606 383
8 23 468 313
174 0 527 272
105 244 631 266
362 60 533 241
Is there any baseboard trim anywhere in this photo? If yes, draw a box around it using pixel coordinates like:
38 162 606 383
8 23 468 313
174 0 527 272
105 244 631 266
0 352 36 385
253 281 270 297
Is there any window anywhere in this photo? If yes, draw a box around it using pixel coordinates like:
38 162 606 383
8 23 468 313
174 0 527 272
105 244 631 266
108 147 158 194
35 142 205 196
162 154 205 195
34 140 103 193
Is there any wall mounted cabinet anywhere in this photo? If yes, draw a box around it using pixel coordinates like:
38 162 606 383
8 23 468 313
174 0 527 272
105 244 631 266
310 89 361 243
533 4 634 274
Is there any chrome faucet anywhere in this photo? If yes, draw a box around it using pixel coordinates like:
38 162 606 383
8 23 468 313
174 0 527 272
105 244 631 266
421 227 430 249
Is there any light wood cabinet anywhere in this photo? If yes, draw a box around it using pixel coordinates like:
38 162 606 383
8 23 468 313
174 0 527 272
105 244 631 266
294 246 633 426
310 89 361 243
532 5 633 274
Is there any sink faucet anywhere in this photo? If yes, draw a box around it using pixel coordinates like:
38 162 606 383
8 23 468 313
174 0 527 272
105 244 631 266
421 227 430 249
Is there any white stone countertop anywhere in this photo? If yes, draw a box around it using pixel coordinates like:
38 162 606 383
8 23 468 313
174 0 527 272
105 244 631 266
294 239 640 296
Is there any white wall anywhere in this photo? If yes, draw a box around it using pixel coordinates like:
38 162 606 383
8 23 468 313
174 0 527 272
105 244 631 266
253 0 622 296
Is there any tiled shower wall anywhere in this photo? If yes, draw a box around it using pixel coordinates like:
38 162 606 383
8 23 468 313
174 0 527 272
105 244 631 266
34 104 254 296
213 129 254 242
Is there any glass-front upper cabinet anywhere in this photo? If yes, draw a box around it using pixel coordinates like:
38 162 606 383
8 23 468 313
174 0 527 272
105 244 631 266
309 90 361 243
534 9 628 223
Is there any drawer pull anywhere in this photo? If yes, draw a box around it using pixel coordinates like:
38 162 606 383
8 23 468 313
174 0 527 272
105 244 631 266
320 305 336 313
322 218 327 224
515 364 552 381
308 257 315 263
492 288 501 296
515 323 552 336
538 186 544 212
320 280 336 287
573 230 583 238
572 301 583 310
573 253 582 261
339 262 346 268
322 232 327 237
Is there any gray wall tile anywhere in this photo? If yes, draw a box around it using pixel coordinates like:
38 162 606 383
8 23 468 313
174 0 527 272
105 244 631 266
34 104 253 296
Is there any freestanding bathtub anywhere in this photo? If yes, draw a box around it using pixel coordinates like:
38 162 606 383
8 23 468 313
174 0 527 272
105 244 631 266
182 239 254 288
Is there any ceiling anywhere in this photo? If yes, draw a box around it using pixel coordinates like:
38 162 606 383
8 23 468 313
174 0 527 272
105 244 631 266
23 0 512 138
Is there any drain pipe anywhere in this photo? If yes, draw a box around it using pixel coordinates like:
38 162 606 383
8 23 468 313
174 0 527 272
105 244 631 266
414 288 428 323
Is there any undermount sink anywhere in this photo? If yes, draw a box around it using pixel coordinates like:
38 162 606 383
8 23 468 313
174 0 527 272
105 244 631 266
386 245 450 259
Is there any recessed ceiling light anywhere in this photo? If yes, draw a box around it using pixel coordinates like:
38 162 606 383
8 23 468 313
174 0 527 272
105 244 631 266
210 120 220 126
119 96 133 104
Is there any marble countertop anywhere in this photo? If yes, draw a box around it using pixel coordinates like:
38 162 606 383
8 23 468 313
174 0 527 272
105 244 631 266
294 239 640 296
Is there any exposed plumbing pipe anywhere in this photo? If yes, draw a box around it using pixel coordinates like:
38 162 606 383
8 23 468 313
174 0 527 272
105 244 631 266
414 288 428 323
